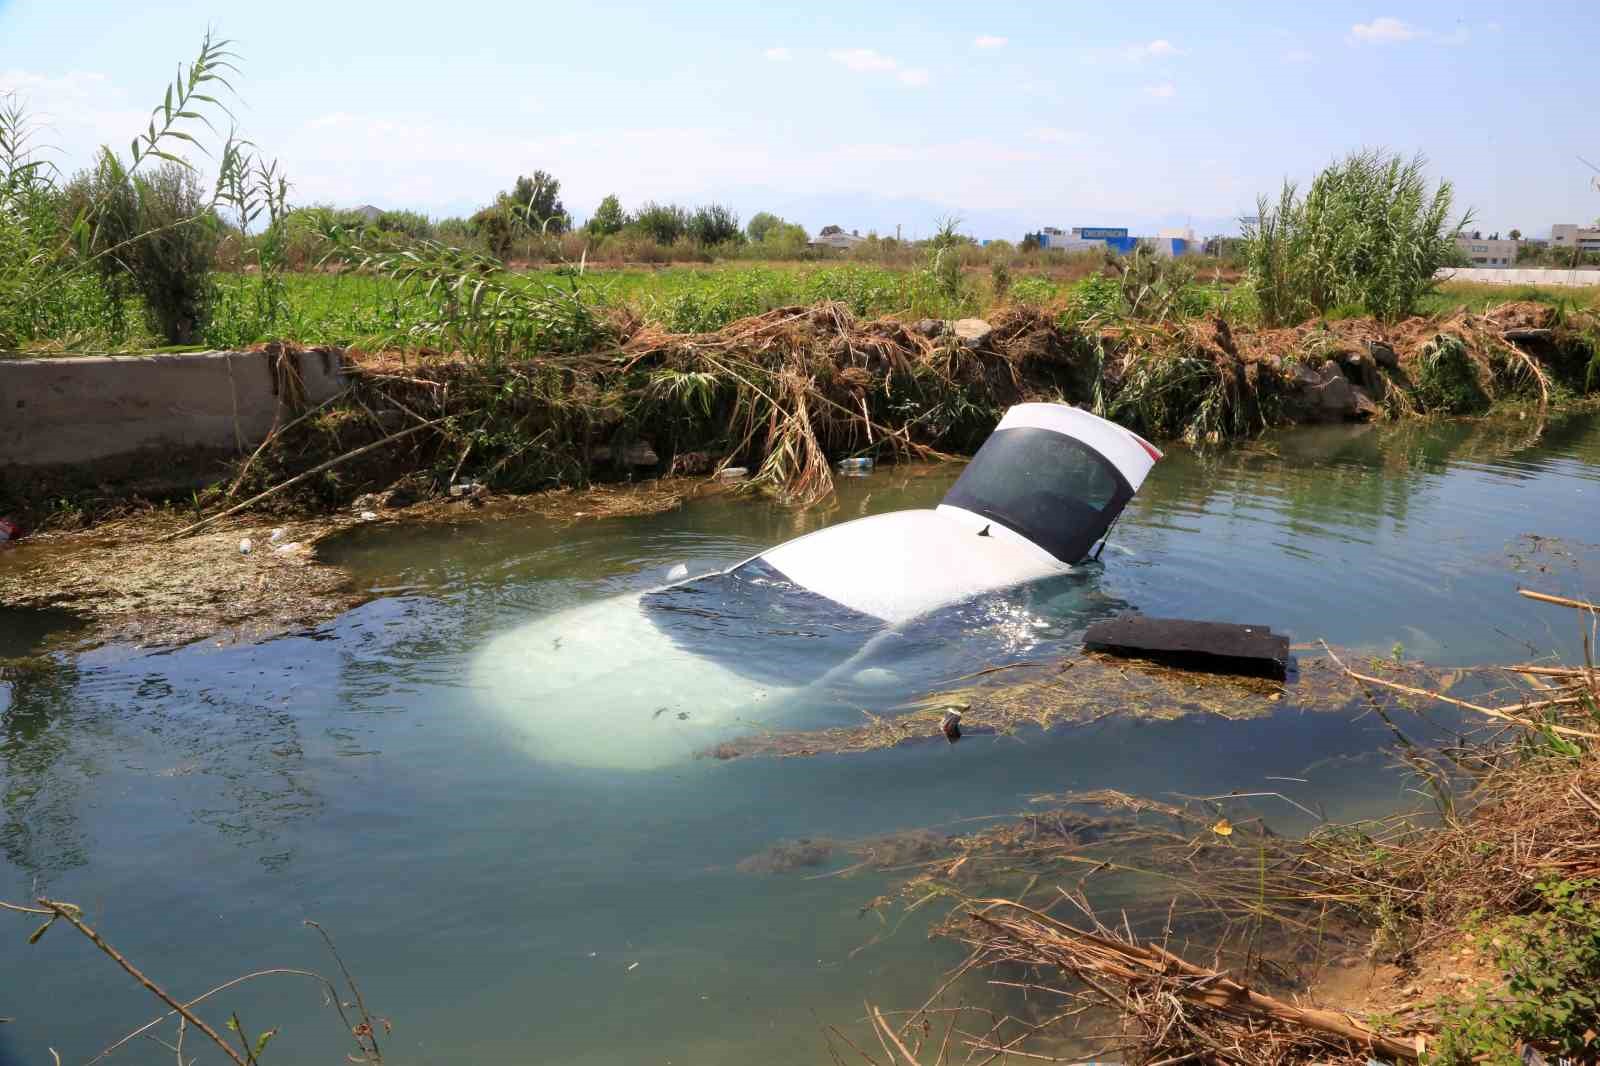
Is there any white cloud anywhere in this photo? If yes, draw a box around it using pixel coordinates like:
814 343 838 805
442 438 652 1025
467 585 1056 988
306 111 354 129
763 47 791 61
827 48 930 87
828 48 899 73
1026 127 1081 144
1282 48 1314 64
0 70 151 170
1144 82 1177 99
1123 39 1186 61
973 35 1008 49
1349 17 1421 44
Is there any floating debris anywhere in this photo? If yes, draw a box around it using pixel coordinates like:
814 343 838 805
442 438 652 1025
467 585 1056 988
940 708 963 743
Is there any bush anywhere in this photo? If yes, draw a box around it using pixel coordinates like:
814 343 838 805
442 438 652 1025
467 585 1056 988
124 163 222 343
1008 276 1059 306
374 209 433 240
586 194 624 237
1244 149 1471 325
628 202 689 245
1431 880 1600 1066
746 211 783 242
72 154 221 344
688 204 742 246
469 204 516 258
990 260 1012 299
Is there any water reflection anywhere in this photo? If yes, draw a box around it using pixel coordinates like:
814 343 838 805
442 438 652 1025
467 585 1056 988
0 654 87 875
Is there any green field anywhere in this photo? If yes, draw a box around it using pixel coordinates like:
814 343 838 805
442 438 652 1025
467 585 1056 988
192 262 1250 353
12 259 1599 357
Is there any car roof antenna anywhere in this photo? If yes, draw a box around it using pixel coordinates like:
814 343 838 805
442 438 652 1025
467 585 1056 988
977 524 991 537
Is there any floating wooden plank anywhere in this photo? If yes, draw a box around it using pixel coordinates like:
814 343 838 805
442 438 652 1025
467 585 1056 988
1084 614 1291 680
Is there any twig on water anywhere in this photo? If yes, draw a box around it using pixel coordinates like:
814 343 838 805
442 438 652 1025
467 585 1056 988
33 899 248 1066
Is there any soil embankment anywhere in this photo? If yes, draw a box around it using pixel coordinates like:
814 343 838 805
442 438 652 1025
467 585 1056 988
1 299 1596 648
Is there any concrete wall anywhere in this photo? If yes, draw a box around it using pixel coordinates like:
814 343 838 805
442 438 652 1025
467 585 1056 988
1437 267 1600 288
0 349 345 468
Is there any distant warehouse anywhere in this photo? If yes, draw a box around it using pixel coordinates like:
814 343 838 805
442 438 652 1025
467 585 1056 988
1455 235 1520 267
1032 225 1197 256
1551 224 1600 253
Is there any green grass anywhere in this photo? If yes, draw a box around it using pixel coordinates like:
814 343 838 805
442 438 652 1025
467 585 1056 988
199 263 1008 351
1420 280 1600 317
17 259 1595 359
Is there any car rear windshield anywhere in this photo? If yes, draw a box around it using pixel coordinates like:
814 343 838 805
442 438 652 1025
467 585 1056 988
941 427 1133 563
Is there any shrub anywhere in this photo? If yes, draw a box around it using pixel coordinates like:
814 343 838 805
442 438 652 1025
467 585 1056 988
506 170 568 234
990 259 1012 300
629 202 688 244
746 211 782 242
586 194 624 237
374 209 433 240
688 204 742 246
470 204 516 258
1414 333 1489 414
1431 880 1600 1066
1008 276 1059 306
74 154 222 344
1244 149 1471 325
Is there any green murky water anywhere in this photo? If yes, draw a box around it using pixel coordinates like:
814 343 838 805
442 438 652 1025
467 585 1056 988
2 411 1599 1065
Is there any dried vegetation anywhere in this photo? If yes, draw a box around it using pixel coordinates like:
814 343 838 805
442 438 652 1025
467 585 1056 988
815 593 1600 1066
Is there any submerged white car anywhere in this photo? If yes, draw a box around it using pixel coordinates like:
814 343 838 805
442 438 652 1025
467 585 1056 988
472 403 1162 769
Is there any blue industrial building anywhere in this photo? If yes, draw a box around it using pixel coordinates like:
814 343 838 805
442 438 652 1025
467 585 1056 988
1032 225 1192 257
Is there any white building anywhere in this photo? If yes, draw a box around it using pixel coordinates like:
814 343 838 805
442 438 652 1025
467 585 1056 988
1455 236 1520 267
811 229 866 250
1551 224 1600 254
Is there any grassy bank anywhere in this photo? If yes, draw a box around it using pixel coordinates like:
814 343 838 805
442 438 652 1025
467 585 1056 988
6 286 1600 534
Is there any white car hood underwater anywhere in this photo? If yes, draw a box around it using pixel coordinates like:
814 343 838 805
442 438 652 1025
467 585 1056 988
471 404 1161 770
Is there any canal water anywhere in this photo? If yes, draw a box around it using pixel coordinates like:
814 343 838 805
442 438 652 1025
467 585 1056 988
2 412 1599 1066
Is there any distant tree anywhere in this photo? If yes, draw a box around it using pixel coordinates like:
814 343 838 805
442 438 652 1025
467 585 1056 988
505 170 568 234
747 211 783 242
688 203 742 245
819 224 843 237
587 194 625 236
629 201 689 244
374 209 433 240
1508 228 1522 240
1020 232 1041 252
758 220 809 254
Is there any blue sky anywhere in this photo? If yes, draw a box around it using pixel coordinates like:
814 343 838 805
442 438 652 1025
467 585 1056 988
2 0 1595 240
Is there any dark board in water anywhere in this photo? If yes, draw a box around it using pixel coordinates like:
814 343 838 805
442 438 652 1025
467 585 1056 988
1084 614 1291 679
